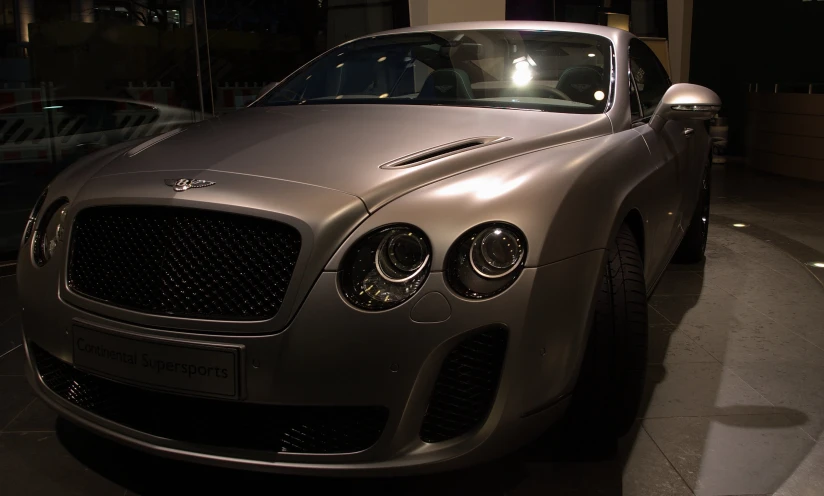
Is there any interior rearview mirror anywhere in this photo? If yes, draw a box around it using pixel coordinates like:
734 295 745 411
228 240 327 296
651 83 721 132
441 43 484 60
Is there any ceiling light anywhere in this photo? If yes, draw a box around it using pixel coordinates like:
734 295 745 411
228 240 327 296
512 60 532 86
732 223 747 228
377 56 386 62
588 53 596 58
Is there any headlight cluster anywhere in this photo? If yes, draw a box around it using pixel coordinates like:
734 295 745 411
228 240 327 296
446 223 526 299
21 188 49 246
340 222 526 310
32 198 70 267
339 225 431 310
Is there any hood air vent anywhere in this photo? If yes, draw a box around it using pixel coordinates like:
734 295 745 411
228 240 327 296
380 136 511 169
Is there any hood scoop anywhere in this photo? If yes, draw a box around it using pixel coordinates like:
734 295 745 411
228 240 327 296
379 136 511 169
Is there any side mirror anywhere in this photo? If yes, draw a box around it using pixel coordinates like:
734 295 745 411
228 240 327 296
651 83 721 132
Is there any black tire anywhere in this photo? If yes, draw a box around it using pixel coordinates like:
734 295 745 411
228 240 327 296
673 160 711 263
565 224 649 439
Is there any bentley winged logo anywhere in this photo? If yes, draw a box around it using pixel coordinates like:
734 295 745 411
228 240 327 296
164 178 216 192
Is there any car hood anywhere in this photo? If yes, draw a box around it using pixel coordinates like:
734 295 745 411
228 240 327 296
97 104 612 210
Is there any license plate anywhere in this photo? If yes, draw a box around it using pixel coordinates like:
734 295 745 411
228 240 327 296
72 324 241 399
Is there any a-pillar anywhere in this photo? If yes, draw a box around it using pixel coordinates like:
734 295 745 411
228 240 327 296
408 0 506 26
667 0 693 83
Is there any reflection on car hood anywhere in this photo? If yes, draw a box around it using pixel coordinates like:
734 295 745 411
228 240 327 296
97 104 612 210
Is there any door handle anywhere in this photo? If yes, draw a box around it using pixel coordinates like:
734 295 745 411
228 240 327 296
684 128 694 138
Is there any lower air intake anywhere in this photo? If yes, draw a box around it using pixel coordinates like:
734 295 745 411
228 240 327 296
419 326 508 443
31 343 387 454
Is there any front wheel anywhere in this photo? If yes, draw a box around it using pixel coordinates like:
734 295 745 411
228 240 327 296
565 224 649 438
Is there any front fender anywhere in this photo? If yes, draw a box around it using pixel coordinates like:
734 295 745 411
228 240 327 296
325 132 654 273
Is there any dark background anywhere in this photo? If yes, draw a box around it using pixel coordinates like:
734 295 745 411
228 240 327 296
689 0 824 155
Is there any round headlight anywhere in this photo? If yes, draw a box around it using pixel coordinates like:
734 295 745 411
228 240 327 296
33 199 70 267
446 223 526 299
340 225 431 310
470 226 525 278
21 188 49 246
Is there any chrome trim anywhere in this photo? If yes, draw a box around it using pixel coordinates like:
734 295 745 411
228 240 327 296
605 43 617 113
126 128 185 158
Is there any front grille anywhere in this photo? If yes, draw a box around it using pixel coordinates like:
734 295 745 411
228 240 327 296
67 206 301 321
419 326 508 443
31 344 387 454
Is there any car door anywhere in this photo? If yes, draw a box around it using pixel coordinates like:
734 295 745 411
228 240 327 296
629 39 691 263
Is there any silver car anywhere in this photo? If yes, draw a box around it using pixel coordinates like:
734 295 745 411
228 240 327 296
17 21 720 475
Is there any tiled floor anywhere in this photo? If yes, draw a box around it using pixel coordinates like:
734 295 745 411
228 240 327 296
2 164 824 495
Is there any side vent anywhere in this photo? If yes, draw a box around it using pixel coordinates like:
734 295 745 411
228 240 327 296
379 136 511 169
419 326 508 443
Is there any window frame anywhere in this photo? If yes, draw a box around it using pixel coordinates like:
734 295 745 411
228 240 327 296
627 38 672 124
628 64 644 123
255 30 617 115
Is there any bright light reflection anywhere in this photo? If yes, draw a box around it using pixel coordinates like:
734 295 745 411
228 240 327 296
336 63 344 68
437 176 528 200
588 53 596 58
379 93 389 98
43 105 63 109
732 223 748 228
807 262 824 268
594 90 605 101
377 56 387 62
512 60 533 86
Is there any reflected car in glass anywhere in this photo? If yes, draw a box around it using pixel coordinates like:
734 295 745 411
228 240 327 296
17 22 720 475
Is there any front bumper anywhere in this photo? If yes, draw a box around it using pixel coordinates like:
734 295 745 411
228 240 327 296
21 249 603 475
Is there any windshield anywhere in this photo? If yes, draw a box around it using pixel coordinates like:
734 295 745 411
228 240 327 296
256 30 613 114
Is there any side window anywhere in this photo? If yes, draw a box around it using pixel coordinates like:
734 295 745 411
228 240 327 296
629 78 642 121
629 39 671 118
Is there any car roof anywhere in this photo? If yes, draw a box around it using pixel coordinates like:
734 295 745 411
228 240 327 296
366 21 634 43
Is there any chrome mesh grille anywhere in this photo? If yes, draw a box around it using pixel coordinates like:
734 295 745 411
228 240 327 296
67 206 301 321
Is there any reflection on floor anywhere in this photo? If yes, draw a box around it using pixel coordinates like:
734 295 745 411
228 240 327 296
1 164 824 496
